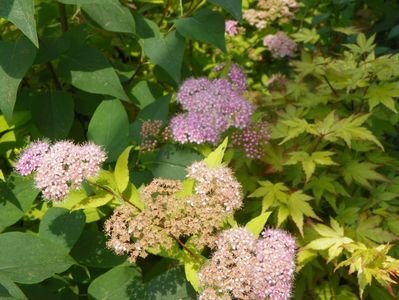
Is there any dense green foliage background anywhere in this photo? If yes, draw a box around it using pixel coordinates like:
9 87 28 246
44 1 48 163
1 0 399 299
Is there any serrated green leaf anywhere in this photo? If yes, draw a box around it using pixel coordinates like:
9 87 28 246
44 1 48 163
365 83 399 113
343 161 388 189
114 146 133 193
0 0 38 47
174 8 226 52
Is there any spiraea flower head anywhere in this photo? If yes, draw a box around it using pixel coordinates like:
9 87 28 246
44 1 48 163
263 32 297 58
16 140 106 202
171 73 252 145
225 20 239 36
198 227 297 300
199 228 258 300
15 141 50 176
104 161 243 262
255 229 297 300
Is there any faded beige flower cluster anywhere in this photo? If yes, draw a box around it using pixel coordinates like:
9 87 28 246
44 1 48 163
104 161 242 262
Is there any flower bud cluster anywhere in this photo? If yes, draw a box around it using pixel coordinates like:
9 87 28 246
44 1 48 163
15 140 106 201
170 72 253 144
104 161 243 262
263 32 297 58
244 0 299 29
199 228 297 300
231 120 272 159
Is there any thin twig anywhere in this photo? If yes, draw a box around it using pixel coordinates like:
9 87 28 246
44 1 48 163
58 3 69 32
323 75 338 97
46 62 62 90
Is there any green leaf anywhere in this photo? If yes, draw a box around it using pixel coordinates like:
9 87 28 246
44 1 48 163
184 262 200 292
208 0 242 20
277 118 316 144
142 31 185 83
88 99 130 161
88 265 145 299
174 8 226 52
365 83 399 113
81 1 135 33
0 37 36 122
0 0 38 47
306 218 353 261
148 144 203 180
115 146 133 193
145 267 196 299
245 211 272 238
58 44 129 101
0 232 74 284
249 181 289 212
388 24 399 39
0 273 27 300
288 191 320 235
71 225 127 268
291 28 320 44
31 91 75 139
343 161 388 189
0 174 39 230
204 137 228 167
38 208 86 253
129 80 163 109
355 215 397 245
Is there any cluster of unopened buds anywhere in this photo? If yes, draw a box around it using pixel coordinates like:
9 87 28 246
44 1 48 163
15 140 106 201
140 120 172 152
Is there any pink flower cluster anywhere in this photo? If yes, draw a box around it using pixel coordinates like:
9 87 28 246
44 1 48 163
15 140 106 201
199 228 297 300
244 0 298 29
225 20 239 36
231 120 271 159
170 72 253 144
263 32 297 58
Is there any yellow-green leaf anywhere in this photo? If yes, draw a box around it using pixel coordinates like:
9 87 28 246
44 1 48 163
245 211 272 238
114 146 133 193
204 137 228 167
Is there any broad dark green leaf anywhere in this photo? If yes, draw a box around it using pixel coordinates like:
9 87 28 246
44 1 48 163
58 0 112 4
81 1 135 33
129 81 163 109
174 8 226 52
145 267 196 299
71 226 127 268
0 274 27 300
133 12 161 39
208 0 242 20
58 44 129 101
147 144 203 180
0 232 74 284
87 99 130 161
88 265 145 299
0 37 36 122
31 91 75 140
39 208 86 253
142 31 185 83
0 174 39 231
0 0 38 46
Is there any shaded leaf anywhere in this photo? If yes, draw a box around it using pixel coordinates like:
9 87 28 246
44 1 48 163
174 8 226 52
0 0 38 47
87 99 130 161
0 232 74 284
208 0 242 20
0 37 36 122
